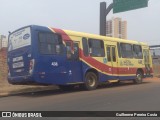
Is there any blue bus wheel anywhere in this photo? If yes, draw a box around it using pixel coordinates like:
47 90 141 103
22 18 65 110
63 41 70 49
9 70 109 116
84 72 98 90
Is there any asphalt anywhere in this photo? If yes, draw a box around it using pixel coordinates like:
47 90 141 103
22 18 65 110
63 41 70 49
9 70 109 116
0 78 160 120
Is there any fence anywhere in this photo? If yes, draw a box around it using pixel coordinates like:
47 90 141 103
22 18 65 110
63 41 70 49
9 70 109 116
150 46 160 77
152 58 160 77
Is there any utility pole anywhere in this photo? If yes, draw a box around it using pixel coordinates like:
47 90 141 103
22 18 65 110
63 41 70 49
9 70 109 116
100 2 113 36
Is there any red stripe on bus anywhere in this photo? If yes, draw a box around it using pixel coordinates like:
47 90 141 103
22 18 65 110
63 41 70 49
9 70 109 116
79 49 138 75
51 28 70 41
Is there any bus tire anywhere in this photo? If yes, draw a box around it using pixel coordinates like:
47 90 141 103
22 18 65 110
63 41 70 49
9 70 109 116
84 72 98 90
59 85 75 91
134 70 143 84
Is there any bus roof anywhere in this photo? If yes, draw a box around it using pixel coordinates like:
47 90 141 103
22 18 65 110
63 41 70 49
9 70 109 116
62 29 148 46
11 25 148 46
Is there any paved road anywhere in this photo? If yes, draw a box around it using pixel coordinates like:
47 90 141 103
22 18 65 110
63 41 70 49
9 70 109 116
0 78 160 119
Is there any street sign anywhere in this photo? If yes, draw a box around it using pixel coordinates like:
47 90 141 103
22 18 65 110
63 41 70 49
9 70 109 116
113 0 148 13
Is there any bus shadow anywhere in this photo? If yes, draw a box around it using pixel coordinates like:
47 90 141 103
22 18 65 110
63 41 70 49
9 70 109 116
17 81 151 98
16 87 84 98
98 81 150 89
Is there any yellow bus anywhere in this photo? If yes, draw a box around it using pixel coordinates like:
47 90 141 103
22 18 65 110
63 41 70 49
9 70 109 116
8 25 153 90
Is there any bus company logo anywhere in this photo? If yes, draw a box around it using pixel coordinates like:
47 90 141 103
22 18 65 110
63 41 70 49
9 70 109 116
23 33 30 40
2 112 11 117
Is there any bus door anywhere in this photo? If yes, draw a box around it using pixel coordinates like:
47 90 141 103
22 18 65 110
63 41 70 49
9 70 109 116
143 49 151 76
66 41 82 83
105 45 118 79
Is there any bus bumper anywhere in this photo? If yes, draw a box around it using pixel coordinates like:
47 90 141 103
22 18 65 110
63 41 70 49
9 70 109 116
8 75 36 85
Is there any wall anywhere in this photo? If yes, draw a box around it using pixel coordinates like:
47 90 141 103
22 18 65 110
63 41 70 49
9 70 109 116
152 57 160 77
0 48 7 80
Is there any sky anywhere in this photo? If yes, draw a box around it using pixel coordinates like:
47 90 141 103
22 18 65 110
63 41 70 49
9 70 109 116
0 0 160 45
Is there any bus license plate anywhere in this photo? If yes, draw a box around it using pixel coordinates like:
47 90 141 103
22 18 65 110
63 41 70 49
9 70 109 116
13 56 23 62
13 62 24 68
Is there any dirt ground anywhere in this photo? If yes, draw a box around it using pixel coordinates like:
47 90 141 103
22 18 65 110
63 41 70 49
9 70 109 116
144 77 160 81
0 77 57 96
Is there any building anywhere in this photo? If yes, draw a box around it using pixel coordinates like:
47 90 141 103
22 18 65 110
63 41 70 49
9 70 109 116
0 35 8 49
106 17 127 39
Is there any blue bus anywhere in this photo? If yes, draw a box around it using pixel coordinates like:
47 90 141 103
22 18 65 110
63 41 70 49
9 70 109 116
7 25 86 90
7 25 153 90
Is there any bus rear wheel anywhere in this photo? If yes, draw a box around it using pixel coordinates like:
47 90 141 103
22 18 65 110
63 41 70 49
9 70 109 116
84 72 98 90
134 71 143 84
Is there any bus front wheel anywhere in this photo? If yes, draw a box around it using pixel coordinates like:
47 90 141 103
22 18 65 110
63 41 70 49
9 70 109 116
84 72 98 90
134 71 143 84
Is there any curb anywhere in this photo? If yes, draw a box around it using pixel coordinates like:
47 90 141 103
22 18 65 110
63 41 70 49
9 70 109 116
0 93 10 97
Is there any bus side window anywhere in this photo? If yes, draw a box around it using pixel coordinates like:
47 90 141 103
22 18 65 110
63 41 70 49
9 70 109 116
120 43 133 58
66 42 79 60
66 42 72 59
88 39 105 57
133 45 143 59
72 43 79 60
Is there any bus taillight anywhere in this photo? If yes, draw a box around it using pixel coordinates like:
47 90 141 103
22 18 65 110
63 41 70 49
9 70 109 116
8 68 11 77
29 59 35 74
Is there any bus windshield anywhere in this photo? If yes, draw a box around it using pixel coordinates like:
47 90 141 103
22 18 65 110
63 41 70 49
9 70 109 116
8 27 31 52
